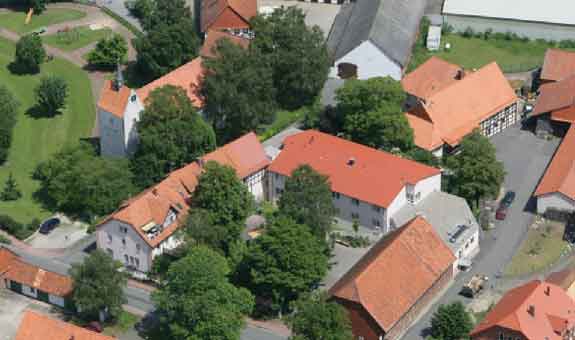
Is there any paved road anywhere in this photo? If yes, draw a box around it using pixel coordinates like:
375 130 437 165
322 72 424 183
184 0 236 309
402 124 561 339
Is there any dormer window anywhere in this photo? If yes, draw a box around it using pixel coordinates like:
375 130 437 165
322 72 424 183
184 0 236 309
130 95 137 102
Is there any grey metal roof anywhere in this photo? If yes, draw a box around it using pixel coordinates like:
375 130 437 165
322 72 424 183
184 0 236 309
393 191 479 254
2 245 71 276
327 0 427 67
321 78 345 108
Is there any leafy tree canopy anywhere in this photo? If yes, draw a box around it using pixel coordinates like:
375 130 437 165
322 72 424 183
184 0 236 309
29 0 47 15
131 85 216 188
15 34 46 74
430 302 474 340
70 250 127 322
1 173 22 201
153 246 254 340
244 216 329 316
335 77 406 115
87 34 128 69
444 130 505 209
0 86 19 164
35 75 68 116
287 292 353 340
278 164 335 240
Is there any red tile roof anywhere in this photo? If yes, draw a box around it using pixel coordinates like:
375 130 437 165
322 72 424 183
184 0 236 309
200 30 250 58
100 132 268 247
268 130 440 208
201 0 256 32
471 280 575 340
406 61 517 150
401 56 463 100
0 247 17 274
136 57 205 109
16 310 116 340
535 125 575 200
2 258 73 297
541 49 575 82
329 216 455 332
533 74 575 120
97 80 132 118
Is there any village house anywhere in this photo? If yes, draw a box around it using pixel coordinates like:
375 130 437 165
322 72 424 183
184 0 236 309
267 130 441 233
0 247 73 309
15 310 116 340
326 0 426 80
329 216 455 340
533 73 575 126
541 49 575 84
470 280 575 340
96 132 269 275
402 57 518 156
443 0 575 41
200 0 256 37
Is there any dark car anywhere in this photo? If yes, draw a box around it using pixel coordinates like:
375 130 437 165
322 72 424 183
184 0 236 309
38 217 60 234
501 191 516 207
84 321 103 333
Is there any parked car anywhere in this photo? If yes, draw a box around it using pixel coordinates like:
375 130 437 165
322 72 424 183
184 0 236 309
495 205 508 220
38 217 60 235
84 321 103 333
501 191 516 207
460 274 488 298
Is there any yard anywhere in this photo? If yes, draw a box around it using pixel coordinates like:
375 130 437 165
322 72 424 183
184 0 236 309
504 220 571 277
0 8 86 34
42 26 112 51
102 311 140 337
409 32 575 73
0 37 95 224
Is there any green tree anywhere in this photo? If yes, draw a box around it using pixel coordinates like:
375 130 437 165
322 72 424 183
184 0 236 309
336 77 405 116
134 21 200 80
184 208 230 254
126 0 155 21
251 7 329 109
153 246 254 340
430 302 474 340
0 86 19 164
14 34 46 74
29 0 47 15
131 85 216 188
1 173 21 201
444 130 505 209
244 216 329 316
141 0 192 30
87 34 128 69
202 40 276 143
70 250 127 322
35 75 68 116
405 148 441 168
278 165 335 240
34 143 136 220
287 292 353 340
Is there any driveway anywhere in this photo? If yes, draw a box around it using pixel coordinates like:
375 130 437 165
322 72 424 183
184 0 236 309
402 124 561 339
27 217 88 249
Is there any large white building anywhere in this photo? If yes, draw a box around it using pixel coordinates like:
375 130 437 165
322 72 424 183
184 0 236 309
267 130 442 233
443 0 575 41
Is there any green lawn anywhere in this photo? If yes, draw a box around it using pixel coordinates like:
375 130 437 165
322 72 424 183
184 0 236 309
0 36 95 224
258 107 307 141
504 221 570 277
103 311 140 337
409 33 575 73
0 8 86 34
42 26 112 51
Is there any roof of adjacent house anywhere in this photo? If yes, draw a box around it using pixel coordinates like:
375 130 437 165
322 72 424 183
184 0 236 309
3 257 73 297
0 247 17 274
406 61 517 150
16 310 116 340
200 30 250 58
326 0 426 67
443 0 575 26
393 191 479 254
97 80 132 118
136 57 205 109
268 130 440 208
541 49 575 82
329 216 455 332
547 268 575 291
533 74 575 120
534 125 575 200
101 132 268 248
470 280 575 339
201 0 257 32
401 56 463 100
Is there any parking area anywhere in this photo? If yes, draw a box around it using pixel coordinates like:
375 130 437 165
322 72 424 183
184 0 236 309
0 289 56 340
26 216 88 249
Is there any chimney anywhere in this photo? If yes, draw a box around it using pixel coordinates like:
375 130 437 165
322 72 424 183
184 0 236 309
347 157 356 167
113 62 124 91
152 188 158 196
545 286 551 296
455 69 464 80
528 305 535 317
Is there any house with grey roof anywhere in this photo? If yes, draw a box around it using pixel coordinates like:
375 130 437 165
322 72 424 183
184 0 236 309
326 0 426 80
393 191 480 272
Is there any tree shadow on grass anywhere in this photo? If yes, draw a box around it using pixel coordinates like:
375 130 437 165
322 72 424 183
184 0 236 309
25 104 61 119
7 61 40 76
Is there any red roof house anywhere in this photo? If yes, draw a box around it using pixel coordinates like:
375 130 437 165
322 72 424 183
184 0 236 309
329 216 455 340
200 0 257 33
541 49 575 83
16 310 116 340
470 280 575 340
200 29 250 58
533 74 575 123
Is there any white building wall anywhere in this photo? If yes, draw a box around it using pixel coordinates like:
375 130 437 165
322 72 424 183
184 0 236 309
99 109 127 158
329 41 403 80
122 90 144 156
49 294 65 307
151 234 183 259
244 169 266 202
445 14 575 41
537 193 575 215
96 220 153 272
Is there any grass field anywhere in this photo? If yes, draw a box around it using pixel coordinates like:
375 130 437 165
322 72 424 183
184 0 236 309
42 26 112 51
0 36 95 224
0 8 86 34
504 221 570 277
103 311 140 337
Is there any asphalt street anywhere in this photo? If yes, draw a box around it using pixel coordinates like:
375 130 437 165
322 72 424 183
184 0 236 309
402 124 561 339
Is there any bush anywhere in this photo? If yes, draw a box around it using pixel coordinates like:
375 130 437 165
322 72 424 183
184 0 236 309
0 234 11 245
0 215 36 240
14 34 46 74
0 86 19 165
331 232 371 248
462 27 475 38
483 28 493 40
87 34 128 69
35 75 68 116
1 173 22 201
